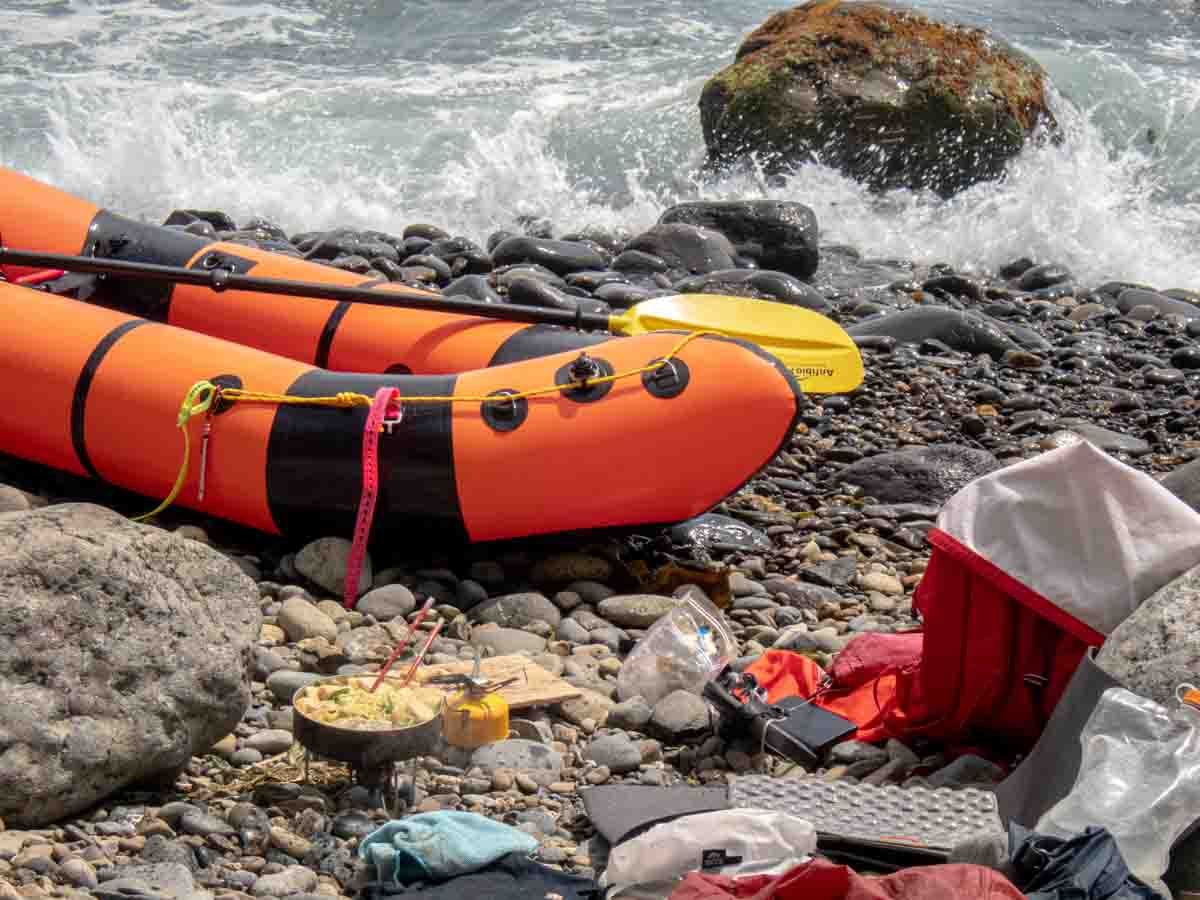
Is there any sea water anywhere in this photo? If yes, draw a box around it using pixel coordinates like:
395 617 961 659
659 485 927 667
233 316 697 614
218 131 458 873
1 0 1197 288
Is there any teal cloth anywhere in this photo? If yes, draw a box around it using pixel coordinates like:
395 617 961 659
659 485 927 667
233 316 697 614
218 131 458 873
358 811 540 884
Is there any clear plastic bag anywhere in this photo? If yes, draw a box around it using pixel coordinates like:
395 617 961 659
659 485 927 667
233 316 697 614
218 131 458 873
616 594 736 707
1035 684 1200 898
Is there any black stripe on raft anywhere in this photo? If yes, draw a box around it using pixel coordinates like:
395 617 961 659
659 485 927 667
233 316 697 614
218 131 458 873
265 371 470 545
314 302 352 368
79 210 213 321
313 279 387 367
487 323 613 367
71 319 152 479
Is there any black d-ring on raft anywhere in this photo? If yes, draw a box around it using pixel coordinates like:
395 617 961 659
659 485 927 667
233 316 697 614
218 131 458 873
481 389 528 432
555 353 614 403
208 373 244 415
642 357 690 399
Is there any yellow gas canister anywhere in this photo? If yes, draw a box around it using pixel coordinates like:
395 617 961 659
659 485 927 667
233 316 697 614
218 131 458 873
443 688 510 749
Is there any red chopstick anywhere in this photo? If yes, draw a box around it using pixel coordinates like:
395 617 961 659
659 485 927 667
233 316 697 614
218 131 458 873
398 619 444 688
368 596 435 692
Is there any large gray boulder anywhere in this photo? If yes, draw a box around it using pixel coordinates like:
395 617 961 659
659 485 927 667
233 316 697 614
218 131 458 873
1096 563 1200 708
0 503 261 827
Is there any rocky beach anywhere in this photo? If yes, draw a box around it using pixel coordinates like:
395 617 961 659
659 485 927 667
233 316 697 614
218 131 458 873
3 183 1200 898
3 1 1200 899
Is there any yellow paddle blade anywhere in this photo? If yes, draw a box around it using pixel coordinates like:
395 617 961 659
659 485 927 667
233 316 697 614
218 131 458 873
610 293 864 394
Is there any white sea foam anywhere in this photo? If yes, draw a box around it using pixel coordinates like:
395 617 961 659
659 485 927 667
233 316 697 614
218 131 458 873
2 0 1198 290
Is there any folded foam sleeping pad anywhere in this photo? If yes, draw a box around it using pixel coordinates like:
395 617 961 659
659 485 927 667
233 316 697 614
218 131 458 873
580 775 1005 874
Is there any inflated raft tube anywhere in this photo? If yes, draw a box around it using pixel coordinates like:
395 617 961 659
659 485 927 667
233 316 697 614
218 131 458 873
0 166 618 374
0 282 802 544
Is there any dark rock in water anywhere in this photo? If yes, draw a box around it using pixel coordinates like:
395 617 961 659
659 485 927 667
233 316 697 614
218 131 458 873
847 307 1016 358
672 269 827 310
404 223 450 242
220 233 302 255
1016 263 1072 291
1117 288 1200 320
163 208 238 232
487 230 517 252
998 257 1036 279
239 217 290 243
923 274 984 302
296 230 399 264
402 235 432 256
491 236 608 276
400 253 452 282
670 513 772 552
595 283 657 309
425 237 492 273
326 254 374 274
698 2 1058 197
658 200 819 280
561 227 631 255
494 263 567 289
506 275 580 311
517 215 556 238
837 445 1002 504
397 265 440 285
370 258 408 282
0 504 260 828
565 270 629 291
612 249 669 273
1159 458 1200 513
443 274 503 303
625 224 736 277
179 219 217 239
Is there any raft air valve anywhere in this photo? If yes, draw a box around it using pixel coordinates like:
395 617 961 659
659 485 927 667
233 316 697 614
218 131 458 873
556 351 614 403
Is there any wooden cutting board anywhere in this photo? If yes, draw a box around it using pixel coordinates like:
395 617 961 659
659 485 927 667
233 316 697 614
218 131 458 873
413 654 581 710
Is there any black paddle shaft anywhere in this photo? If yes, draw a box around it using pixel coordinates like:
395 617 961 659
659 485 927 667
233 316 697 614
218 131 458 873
0 247 615 330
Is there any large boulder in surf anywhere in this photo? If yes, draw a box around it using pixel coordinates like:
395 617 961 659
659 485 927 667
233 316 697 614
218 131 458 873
698 1 1059 197
847 306 1017 358
0 503 261 827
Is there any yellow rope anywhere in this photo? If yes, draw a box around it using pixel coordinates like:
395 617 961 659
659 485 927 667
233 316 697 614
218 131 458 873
132 380 219 522
137 330 712 521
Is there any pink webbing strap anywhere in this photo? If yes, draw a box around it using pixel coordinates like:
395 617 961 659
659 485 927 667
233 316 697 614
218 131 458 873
343 387 402 610
15 268 66 286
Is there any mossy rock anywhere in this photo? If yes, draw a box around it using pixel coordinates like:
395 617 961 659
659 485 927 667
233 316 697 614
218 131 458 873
699 0 1060 197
